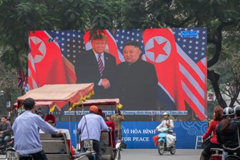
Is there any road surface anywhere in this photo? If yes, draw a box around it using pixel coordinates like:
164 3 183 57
0 149 202 159
121 149 201 160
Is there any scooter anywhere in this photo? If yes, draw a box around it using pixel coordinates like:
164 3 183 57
157 127 176 155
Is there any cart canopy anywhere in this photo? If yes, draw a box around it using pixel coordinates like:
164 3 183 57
17 83 94 110
82 98 120 106
14 101 55 108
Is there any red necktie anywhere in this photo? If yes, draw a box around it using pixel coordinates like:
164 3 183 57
98 54 104 77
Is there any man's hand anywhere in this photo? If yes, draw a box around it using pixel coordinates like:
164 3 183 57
101 78 111 89
155 128 158 132
0 131 3 134
56 130 62 137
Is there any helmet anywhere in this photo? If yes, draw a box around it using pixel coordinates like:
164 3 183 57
223 107 234 117
163 112 170 116
89 105 99 114
234 105 240 117
45 114 56 124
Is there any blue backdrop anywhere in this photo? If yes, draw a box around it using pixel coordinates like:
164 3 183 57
57 121 208 149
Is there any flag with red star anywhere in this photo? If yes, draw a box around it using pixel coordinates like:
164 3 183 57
143 28 207 120
143 28 186 113
28 31 68 89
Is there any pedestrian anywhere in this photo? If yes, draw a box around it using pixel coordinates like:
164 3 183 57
111 110 125 141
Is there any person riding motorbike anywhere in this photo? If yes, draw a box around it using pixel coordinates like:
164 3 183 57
155 112 175 149
0 116 12 153
234 105 240 120
200 105 223 160
216 106 240 159
155 112 174 133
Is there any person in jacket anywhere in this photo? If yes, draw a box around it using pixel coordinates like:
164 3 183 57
0 116 12 151
111 110 125 141
216 106 240 158
200 105 223 160
75 31 117 99
155 112 174 133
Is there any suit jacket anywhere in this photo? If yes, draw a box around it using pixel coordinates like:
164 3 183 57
116 59 158 110
75 49 116 98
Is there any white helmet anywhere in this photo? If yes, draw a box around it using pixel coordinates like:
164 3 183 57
163 112 170 116
234 105 240 117
223 107 234 117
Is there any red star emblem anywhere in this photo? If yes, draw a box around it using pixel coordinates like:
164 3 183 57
30 39 43 59
147 39 168 61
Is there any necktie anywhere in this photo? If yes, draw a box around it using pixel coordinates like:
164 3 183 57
98 54 104 77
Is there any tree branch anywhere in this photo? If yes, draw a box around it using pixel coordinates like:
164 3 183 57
207 69 227 108
207 20 235 67
165 16 193 28
229 69 240 107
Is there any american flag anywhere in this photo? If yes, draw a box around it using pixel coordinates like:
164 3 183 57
17 68 25 89
47 30 86 83
174 27 207 119
114 29 145 60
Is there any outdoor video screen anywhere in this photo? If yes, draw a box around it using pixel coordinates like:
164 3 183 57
28 28 207 121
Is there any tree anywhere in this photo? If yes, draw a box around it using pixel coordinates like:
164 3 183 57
0 0 240 108
117 0 240 108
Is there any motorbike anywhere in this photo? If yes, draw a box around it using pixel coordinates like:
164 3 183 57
0 136 14 154
157 127 176 155
210 148 223 160
222 145 240 160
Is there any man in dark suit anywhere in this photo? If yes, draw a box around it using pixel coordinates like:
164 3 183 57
75 31 116 98
116 41 158 110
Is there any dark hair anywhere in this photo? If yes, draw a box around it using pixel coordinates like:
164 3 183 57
23 98 35 110
89 30 107 41
123 41 141 49
214 105 223 121
1 116 7 120
221 117 231 131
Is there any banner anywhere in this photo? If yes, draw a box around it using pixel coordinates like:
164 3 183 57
56 121 208 149
28 28 207 120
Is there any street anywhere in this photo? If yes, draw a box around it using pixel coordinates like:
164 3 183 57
121 149 201 160
0 149 202 159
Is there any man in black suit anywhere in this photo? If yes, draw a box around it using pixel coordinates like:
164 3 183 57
75 31 116 98
116 41 158 110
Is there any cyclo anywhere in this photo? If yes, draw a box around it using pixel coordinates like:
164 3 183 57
7 83 96 160
70 98 123 160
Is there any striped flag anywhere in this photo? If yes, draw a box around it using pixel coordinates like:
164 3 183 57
174 28 207 120
47 30 86 84
143 28 207 120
